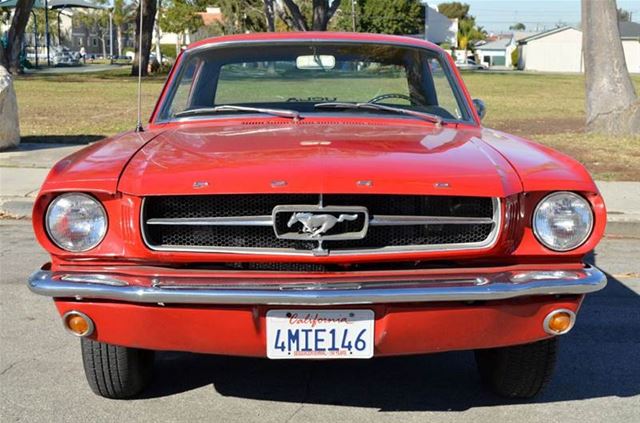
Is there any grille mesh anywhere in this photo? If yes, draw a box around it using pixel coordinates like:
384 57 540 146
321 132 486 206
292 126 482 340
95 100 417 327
142 194 496 252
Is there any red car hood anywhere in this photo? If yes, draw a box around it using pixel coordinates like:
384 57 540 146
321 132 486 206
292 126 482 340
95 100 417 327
118 120 523 197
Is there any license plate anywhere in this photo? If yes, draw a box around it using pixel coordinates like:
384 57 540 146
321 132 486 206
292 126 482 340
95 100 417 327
266 309 374 359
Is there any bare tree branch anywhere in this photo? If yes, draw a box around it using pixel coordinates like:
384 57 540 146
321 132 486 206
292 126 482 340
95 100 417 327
282 0 308 31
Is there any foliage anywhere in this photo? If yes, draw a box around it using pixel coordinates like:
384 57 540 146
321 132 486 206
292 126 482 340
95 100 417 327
213 0 266 34
509 22 526 30
617 8 631 22
329 1 360 32
26 9 59 45
510 47 519 68
438 2 485 50
112 0 135 29
358 0 424 35
278 0 342 31
159 43 177 59
437 2 469 19
159 0 204 37
457 16 485 50
73 0 111 55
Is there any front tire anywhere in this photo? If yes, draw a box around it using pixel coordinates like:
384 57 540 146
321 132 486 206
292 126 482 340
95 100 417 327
81 338 154 399
475 338 558 398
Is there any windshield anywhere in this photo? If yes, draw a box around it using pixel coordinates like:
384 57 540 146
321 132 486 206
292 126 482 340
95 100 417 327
158 42 471 123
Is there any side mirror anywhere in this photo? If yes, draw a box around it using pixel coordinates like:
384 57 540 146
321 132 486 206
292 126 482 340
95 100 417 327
472 99 486 121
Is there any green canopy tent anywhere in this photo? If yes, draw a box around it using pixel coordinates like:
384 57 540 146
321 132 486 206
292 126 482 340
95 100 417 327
0 0 110 67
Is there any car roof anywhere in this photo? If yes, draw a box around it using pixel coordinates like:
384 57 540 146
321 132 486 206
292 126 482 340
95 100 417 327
187 31 443 53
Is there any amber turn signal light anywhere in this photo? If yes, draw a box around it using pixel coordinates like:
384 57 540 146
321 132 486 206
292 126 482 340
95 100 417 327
62 311 94 337
543 309 576 335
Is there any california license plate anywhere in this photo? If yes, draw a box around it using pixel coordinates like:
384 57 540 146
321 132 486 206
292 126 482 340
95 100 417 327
266 309 374 359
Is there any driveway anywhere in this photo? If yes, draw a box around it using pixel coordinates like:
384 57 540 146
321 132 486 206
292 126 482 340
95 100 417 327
1 221 638 422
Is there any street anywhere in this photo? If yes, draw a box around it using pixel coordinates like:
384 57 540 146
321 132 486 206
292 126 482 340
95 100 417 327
1 220 638 422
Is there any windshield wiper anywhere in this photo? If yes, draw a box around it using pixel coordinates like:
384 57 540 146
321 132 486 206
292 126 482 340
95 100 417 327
314 102 443 126
174 105 301 121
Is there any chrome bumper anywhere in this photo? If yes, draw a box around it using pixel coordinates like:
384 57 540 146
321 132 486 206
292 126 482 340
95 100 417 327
28 265 607 306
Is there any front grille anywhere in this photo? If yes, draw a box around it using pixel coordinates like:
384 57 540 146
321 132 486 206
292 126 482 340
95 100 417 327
142 194 499 255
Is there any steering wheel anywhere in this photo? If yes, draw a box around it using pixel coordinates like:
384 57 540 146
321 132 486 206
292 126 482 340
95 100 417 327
368 93 414 104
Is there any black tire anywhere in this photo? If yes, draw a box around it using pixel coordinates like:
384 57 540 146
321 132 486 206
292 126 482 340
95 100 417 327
81 338 154 399
475 338 558 398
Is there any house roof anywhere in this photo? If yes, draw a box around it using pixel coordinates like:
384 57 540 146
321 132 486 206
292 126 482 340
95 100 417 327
476 37 513 50
518 21 640 44
518 26 577 44
619 21 640 39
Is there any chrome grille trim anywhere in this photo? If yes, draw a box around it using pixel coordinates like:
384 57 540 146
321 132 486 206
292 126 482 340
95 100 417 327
146 215 494 227
146 216 273 226
140 197 501 256
369 215 494 226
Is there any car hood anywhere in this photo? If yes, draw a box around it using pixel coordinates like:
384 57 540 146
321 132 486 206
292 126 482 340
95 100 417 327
118 120 523 197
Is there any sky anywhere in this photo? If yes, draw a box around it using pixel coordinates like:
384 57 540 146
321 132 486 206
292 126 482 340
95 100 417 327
443 0 640 33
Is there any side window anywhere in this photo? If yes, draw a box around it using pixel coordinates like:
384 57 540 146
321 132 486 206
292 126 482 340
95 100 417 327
169 59 199 115
428 57 463 119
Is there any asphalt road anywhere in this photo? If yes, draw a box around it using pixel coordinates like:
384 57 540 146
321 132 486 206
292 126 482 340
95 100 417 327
1 220 638 422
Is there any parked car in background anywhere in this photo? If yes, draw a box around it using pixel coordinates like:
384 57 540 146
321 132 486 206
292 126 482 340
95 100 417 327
456 58 487 70
29 32 606 400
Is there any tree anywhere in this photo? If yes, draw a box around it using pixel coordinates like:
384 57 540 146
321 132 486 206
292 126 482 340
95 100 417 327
0 0 35 73
438 1 485 50
112 0 135 57
617 7 631 21
75 1 111 59
279 0 342 31
582 0 639 134
131 0 157 76
263 0 276 31
160 0 204 55
509 22 526 30
457 16 485 50
215 0 266 34
359 0 424 35
437 2 469 20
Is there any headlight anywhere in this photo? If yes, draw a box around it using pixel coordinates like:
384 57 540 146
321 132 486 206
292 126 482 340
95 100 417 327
45 193 107 252
533 192 593 251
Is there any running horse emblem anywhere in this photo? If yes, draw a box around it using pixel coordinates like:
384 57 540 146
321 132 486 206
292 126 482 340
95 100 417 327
287 212 358 237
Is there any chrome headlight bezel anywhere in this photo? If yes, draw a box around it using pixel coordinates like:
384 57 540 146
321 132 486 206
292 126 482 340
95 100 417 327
45 193 108 252
532 191 594 252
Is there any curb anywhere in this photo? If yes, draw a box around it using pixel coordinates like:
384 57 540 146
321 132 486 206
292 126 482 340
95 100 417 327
1 197 638 237
0 198 34 219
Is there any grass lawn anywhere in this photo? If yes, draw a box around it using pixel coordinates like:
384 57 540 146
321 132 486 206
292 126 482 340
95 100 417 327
13 69 640 180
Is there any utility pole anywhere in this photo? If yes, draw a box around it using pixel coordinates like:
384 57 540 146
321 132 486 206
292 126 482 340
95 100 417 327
423 1 429 40
109 10 113 59
351 0 356 32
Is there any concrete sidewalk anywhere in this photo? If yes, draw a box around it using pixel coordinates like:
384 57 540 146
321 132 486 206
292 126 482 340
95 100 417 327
1 143 639 236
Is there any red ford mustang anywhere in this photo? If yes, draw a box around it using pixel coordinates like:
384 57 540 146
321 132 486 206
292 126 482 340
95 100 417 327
29 32 607 399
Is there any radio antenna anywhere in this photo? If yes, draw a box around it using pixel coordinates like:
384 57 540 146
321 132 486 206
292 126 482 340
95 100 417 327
135 0 144 132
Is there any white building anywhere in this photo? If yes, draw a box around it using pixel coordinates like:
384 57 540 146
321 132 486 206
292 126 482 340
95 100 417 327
518 22 640 73
475 37 516 68
425 5 458 45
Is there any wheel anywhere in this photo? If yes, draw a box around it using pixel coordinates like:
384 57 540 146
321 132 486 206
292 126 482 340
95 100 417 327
81 338 154 399
475 338 558 398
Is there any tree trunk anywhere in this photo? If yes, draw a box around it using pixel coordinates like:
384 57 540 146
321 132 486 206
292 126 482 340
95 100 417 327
282 0 308 31
311 0 341 31
0 64 21 149
5 0 36 74
117 25 123 57
155 0 162 63
582 0 640 134
101 34 107 59
263 0 276 32
131 0 157 77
